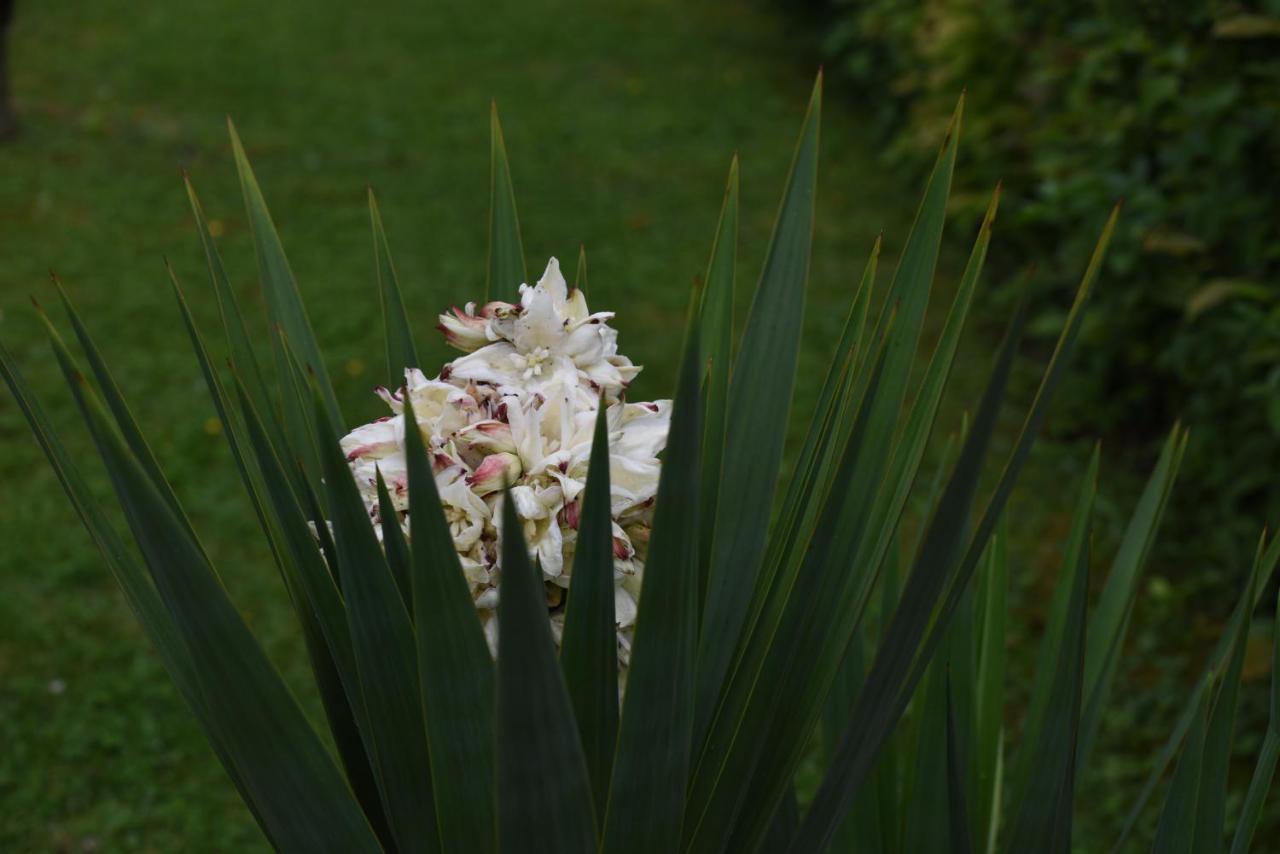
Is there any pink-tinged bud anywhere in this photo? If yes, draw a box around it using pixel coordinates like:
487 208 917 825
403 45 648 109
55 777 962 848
612 536 632 560
559 498 581 530
456 420 517 455
431 450 459 474
437 305 490 352
340 420 399 462
375 385 405 408
466 452 522 496
627 523 650 550
479 300 519 319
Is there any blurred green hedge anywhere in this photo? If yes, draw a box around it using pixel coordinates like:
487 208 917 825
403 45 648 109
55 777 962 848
810 0 1280 569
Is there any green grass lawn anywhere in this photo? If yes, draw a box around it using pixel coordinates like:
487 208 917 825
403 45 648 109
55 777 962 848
1 1 1274 851
0 1 918 848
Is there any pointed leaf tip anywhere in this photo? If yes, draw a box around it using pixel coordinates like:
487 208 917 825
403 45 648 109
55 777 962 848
486 99 527 300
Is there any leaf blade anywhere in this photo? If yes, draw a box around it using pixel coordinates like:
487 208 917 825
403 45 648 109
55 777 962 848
1151 677 1212 854
696 155 739 607
1192 535 1264 854
169 269 392 845
48 328 381 851
369 187 420 383
947 675 975 854
487 102 527 301
1114 527 1280 849
1010 447 1097 801
560 400 620 820
228 117 343 431
0 339 276 840
312 385 439 853
696 73 820 735
184 174 287 464
1227 583 1280 854
497 486 598 854
1076 427 1185 770
601 321 702 854
401 392 497 854
1003 516 1090 854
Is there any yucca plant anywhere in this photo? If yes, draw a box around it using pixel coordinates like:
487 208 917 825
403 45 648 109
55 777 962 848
2 75 1277 853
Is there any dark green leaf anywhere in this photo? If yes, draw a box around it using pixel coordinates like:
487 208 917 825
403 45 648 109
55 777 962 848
375 470 413 607
232 374 392 844
904 662 952 853
170 270 391 845
1227 584 1280 854
1077 427 1185 769
48 328 380 851
1011 446 1097 801
497 487 597 854
369 187 420 383
1115 526 1280 849
1152 677 1212 854
602 322 702 854
787 292 1026 854
696 155 739 605
790 205 1117 853
696 75 820 726
688 100 971 852
228 117 343 433
820 627 876 853
947 675 975 854
686 312 896 853
184 174 286 467
0 339 273 839
560 401 619 820
853 183 998 618
402 393 497 854
758 784 799 853
973 512 1008 853
1193 535 1264 854
1003 517 1089 854
53 280 197 540
718 237 879 707
874 544 905 853
274 327 326 491
313 385 439 853
487 102 527 301
231 375 355 684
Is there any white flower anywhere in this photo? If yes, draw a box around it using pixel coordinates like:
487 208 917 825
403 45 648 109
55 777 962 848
446 258 641 400
341 257 669 668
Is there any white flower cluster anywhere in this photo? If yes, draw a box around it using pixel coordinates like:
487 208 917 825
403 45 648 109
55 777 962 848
340 258 670 663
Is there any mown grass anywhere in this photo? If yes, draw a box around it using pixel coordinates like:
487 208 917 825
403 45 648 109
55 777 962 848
1 1 1274 851
0 1 916 849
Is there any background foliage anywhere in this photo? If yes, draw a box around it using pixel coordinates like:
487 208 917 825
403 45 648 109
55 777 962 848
0 1 910 849
807 0 1280 575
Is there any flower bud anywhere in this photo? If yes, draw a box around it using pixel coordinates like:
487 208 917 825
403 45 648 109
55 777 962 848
456 419 517 455
466 451 522 496
437 304 490 352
